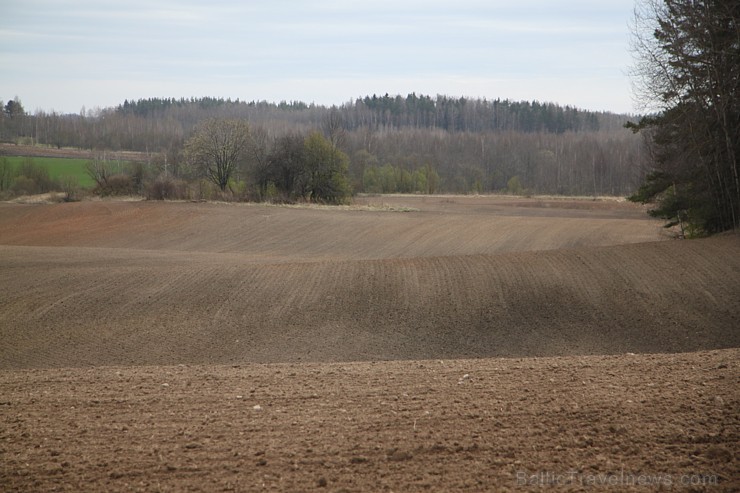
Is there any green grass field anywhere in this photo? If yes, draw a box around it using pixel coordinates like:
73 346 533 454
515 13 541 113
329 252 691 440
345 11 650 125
3 156 95 188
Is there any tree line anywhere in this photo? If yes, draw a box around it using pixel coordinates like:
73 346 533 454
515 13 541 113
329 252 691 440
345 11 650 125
0 93 647 199
628 0 739 235
4 1 737 236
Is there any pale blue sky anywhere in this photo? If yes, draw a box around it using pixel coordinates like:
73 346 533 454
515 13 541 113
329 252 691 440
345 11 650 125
1 0 637 114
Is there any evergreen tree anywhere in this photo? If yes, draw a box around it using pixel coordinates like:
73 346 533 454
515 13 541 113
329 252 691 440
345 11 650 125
629 0 740 233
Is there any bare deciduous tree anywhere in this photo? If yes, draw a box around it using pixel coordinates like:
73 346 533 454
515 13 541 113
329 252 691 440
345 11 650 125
185 118 251 191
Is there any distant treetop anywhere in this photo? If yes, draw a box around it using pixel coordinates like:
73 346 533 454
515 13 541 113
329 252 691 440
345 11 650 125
114 94 617 134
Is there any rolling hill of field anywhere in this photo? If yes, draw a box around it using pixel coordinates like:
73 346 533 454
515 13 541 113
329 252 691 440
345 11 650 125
4 195 738 369
1 195 737 491
0 195 661 260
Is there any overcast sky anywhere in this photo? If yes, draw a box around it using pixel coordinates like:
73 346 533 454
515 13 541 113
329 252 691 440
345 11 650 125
1 0 638 115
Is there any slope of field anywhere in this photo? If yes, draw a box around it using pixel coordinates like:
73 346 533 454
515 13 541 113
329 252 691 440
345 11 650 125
1 197 738 369
0 196 662 261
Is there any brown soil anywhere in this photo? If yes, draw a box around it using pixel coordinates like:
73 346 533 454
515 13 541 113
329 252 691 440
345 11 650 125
1 350 737 492
0 143 150 162
0 196 662 259
1 195 738 491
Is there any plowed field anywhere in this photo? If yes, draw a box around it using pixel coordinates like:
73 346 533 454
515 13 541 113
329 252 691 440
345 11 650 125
1 195 738 491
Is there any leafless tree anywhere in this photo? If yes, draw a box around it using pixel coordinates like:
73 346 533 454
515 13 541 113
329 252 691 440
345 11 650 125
184 118 251 191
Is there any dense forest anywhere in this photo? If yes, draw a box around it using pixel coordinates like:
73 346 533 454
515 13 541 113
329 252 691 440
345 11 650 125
0 94 646 196
628 0 739 234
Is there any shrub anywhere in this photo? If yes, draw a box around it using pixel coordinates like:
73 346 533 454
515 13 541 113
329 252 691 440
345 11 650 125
129 161 147 195
263 182 280 202
507 175 523 195
0 157 13 191
11 176 38 195
60 176 81 202
146 173 188 200
97 174 134 196
194 178 219 201
17 159 57 193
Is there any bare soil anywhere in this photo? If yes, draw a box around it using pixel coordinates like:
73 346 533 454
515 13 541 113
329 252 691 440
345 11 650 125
2 350 738 492
0 143 150 162
0 195 738 491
